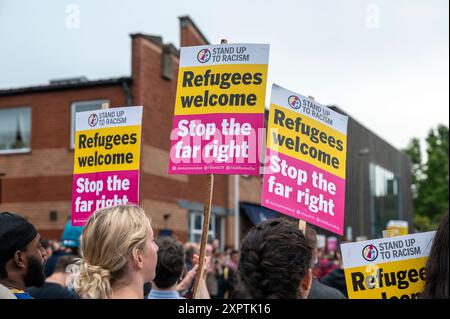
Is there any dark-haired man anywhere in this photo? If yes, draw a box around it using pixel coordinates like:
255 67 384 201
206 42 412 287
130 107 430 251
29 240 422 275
148 237 186 299
148 237 209 299
0 212 48 299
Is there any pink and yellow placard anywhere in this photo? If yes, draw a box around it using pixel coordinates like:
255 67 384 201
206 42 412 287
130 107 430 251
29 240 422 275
262 84 348 235
71 106 143 226
169 44 269 175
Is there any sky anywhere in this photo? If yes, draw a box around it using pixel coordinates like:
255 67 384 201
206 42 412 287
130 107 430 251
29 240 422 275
0 0 448 150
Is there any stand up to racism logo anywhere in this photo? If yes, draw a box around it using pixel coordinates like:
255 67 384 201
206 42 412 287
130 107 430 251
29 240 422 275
288 95 301 109
88 114 98 127
197 48 211 63
362 244 379 262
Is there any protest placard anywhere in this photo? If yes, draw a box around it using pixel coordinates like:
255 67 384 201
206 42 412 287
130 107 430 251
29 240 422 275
261 84 348 235
341 231 436 299
168 43 269 175
71 106 143 226
387 220 409 237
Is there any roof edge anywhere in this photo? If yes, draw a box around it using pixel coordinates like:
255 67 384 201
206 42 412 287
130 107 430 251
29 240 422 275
130 33 164 47
0 77 132 97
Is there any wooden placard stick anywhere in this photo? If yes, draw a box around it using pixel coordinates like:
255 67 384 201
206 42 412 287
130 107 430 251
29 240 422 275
192 173 214 298
297 95 316 235
192 38 229 299
298 219 307 234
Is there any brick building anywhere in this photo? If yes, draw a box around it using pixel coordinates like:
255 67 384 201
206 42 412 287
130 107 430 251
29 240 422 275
0 16 262 248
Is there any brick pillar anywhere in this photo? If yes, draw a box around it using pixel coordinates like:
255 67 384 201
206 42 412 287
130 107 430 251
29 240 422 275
179 16 209 47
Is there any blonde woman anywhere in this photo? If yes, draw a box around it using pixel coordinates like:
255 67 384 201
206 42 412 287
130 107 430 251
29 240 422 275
72 205 158 299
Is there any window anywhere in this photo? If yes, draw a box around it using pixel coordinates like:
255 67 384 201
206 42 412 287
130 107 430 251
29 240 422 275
189 212 225 249
0 107 31 154
189 212 216 243
70 100 108 148
369 163 402 237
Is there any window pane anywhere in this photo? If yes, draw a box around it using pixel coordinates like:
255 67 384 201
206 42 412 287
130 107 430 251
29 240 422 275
214 216 222 242
71 100 107 148
209 215 215 232
369 163 401 237
189 212 216 243
0 107 31 152
194 214 202 229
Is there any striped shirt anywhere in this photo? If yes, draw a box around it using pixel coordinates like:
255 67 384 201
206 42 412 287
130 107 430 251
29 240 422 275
147 289 185 299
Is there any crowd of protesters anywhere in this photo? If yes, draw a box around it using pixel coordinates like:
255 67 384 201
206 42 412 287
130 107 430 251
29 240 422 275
0 206 448 299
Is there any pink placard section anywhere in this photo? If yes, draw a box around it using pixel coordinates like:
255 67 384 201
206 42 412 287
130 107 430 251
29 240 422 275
261 150 346 235
71 170 139 226
169 113 264 175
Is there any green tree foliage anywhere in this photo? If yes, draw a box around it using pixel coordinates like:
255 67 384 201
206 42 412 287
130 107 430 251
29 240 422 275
404 125 449 232
404 138 422 199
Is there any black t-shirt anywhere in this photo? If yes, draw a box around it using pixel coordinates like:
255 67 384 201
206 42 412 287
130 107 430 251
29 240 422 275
27 282 79 299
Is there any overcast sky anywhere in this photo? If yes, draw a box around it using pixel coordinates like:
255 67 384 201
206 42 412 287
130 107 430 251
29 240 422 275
0 0 448 150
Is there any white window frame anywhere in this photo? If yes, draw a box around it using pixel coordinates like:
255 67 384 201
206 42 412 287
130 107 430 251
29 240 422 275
189 211 216 243
70 99 109 149
0 106 32 155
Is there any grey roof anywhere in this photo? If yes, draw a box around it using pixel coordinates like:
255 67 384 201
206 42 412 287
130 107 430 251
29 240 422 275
0 77 132 96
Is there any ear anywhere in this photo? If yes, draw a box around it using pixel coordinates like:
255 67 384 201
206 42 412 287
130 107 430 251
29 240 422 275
132 249 144 269
299 269 313 299
13 250 27 269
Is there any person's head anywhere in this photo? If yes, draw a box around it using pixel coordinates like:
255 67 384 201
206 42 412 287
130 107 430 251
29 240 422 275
0 212 47 289
153 237 185 289
317 248 325 258
184 242 198 263
212 239 220 251
236 218 313 299
230 249 240 264
422 212 449 299
206 244 213 257
61 220 83 257
40 239 53 259
53 255 77 274
224 246 233 256
215 251 225 263
73 205 158 299
51 255 77 287
334 244 344 268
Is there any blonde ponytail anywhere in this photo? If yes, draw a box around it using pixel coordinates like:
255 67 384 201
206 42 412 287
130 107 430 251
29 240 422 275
74 260 112 299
